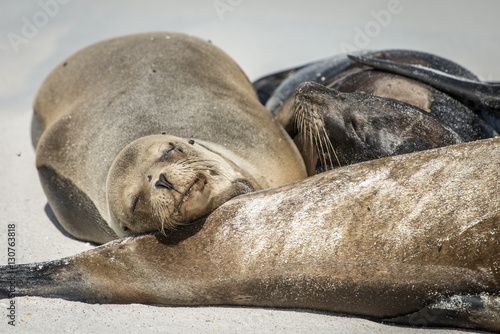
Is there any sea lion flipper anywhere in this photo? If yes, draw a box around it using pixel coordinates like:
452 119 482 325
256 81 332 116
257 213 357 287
385 294 500 333
0 235 168 304
0 260 81 302
348 54 500 115
263 54 356 116
37 165 117 244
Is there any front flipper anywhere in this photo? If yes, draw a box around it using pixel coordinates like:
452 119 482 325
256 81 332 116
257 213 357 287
348 54 500 115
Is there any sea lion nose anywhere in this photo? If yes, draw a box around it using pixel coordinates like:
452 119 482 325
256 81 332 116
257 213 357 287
155 173 175 190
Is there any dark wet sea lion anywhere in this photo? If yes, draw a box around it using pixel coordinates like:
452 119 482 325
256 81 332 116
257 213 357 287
32 32 306 244
2 137 499 332
254 50 497 174
292 81 465 174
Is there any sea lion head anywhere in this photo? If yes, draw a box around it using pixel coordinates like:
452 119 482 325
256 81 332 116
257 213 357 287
106 134 256 236
292 81 463 175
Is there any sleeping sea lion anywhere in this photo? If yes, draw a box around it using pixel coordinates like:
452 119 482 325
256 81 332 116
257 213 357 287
2 136 499 332
31 32 306 244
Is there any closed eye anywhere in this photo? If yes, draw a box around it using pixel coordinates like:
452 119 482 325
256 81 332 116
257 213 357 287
159 149 174 162
159 143 184 162
131 195 140 213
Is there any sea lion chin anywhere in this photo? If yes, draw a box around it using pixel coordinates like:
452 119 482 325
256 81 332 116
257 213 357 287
106 134 257 237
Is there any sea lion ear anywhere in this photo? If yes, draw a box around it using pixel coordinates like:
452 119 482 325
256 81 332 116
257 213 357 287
348 54 500 115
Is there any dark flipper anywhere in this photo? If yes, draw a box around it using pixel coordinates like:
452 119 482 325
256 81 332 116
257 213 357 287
348 54 500 115
385 294 500 333
0 259 89 302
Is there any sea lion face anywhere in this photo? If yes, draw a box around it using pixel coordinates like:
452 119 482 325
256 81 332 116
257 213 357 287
106 135 255 236
292 81 462 174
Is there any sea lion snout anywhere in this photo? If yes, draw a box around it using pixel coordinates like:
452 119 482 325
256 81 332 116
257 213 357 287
154 173 175 190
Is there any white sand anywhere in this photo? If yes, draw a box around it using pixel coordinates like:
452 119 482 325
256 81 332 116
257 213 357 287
1 0 499 332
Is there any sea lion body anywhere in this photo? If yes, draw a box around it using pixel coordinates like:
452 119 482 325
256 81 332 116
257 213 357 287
32 32 306 243
3 137 500 332
254 50 497 174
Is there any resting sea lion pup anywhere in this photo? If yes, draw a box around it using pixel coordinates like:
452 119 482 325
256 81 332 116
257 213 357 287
2 137 499 332
32 32 306 244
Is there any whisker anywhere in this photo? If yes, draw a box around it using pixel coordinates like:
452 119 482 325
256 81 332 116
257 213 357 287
321 124 341 168
294 100 341 172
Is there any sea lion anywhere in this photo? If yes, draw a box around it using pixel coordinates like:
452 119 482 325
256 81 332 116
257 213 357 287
31 32 306 244
254 50 498 174
2 137 499 332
